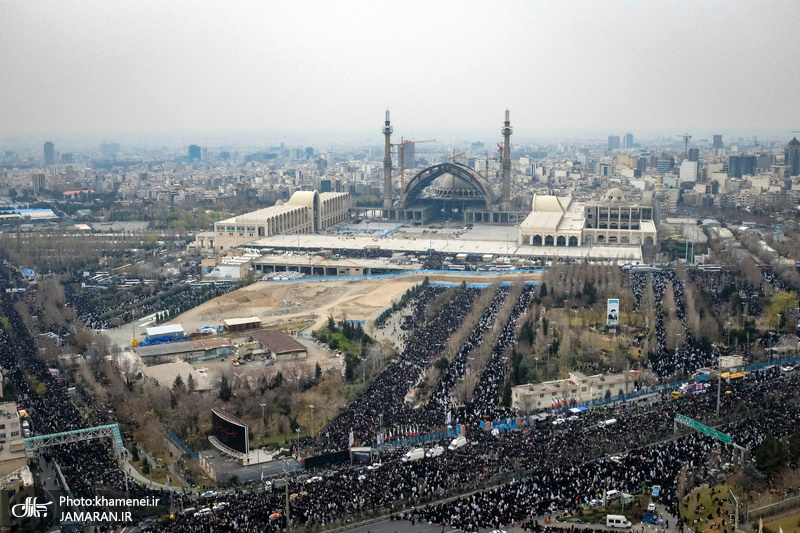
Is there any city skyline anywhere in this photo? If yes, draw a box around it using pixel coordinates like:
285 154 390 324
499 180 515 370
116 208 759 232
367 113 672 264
2 0 799 140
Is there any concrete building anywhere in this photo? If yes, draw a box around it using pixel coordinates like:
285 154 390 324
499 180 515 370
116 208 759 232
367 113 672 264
511 371 634 411
518 189 656 247
728 155 757 178
43 142 55 166
679 161 698 183
0 403 28 478
0 467 34 528
249 329 308 360
135 337 231 364
582 189 656 246
204 190 351 252
786 138 800 177
518 194 583 247
31 173 45 193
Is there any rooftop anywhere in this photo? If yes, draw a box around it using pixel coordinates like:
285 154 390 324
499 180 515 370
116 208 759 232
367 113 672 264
141 361 211 390
250 329 307 354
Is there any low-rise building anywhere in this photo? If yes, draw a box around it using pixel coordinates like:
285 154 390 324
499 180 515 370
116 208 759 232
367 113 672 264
512 371 634 411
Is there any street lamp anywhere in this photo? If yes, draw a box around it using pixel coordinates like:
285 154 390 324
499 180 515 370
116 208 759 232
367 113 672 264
259 403 266 423
309 405 315 439
295 428 301 459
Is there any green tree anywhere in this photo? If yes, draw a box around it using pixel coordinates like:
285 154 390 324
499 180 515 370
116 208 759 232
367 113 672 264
501 381 512 407
789 428 800 462
434 357 449 371
767 291 799 330
755 433 785 475
218 374 232 401
344 359 355 382
141 456 151 475
314 362 322 382
187 373 196 393
172 375 186 393
540 283 548 298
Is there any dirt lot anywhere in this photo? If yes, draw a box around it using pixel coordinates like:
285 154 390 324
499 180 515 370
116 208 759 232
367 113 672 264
172 271 541 334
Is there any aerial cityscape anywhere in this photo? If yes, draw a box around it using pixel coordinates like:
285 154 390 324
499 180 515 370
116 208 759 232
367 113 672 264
2 1 800 533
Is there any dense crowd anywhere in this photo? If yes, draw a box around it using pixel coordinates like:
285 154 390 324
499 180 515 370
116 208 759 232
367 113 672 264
67 282 234 330
2 264 799 533
0 268 175 520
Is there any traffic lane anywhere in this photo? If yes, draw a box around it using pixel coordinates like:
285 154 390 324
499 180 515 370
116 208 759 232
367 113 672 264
341 517 463 533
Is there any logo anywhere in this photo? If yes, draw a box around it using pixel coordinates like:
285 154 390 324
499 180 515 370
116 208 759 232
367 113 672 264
11 497 52 518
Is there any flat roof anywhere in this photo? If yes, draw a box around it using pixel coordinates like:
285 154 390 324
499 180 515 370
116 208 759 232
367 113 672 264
135 341 197 358
190 338 230 350
142 361 211 390
253 255 417 269
145 324 185 337
250 232 643 262
224 317 262 327
250 329 307 354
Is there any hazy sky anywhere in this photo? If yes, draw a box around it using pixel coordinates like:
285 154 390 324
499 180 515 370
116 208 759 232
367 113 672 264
1 0 799 142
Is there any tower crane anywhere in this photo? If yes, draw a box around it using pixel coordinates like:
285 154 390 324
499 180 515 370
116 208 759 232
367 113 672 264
677 133 692 157
391 138 436 188
482 153 500 180
449 151 466 163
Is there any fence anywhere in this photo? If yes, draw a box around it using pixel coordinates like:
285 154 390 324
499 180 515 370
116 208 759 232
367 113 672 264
747 491 800 524
166 429 198 459
379 426 463 450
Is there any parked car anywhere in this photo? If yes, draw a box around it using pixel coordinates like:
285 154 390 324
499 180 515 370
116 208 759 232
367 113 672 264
200 490 218 498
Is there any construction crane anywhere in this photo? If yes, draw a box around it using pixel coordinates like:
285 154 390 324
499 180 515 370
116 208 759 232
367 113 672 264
677 133 692 157
481 153 500 179
391 137 436 187
449 151 466 163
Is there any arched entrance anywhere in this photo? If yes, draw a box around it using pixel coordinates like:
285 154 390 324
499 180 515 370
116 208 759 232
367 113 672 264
545 235 554 246
533 235 543 246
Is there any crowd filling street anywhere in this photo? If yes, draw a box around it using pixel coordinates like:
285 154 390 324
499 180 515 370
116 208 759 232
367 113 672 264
1 263 798 533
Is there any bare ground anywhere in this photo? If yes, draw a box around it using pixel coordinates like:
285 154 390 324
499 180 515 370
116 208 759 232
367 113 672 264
172 271 541 334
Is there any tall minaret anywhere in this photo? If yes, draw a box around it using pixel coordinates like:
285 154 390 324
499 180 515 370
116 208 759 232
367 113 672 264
501 109 513 211
383 109 393 210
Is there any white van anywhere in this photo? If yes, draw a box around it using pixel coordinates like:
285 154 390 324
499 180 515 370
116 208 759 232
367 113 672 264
606 515 631 528
401 448 425 462
448 436 467 450
606 490 620 501
602 418 617 427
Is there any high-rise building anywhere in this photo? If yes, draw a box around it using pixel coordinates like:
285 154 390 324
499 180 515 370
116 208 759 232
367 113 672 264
786 138 800 177
624 133 633 149
608 135 620 150
188 145 201 162
61 153 73 164
679 161 698 183
31 173 45 192
688 148 699 162
100 142 120 156
656 158 674 174
728 155 757 178
43 142 55 166
712 135 723 149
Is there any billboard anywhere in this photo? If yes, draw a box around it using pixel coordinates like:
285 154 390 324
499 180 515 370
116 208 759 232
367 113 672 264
211 409 249 455
607 298 619 326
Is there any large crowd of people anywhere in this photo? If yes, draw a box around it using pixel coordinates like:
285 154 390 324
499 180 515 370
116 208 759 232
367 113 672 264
2 263 799 533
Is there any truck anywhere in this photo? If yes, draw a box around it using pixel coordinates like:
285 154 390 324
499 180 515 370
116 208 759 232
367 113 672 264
401 448 425 462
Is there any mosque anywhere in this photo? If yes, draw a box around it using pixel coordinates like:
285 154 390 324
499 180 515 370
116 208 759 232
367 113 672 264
517 188 657 248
